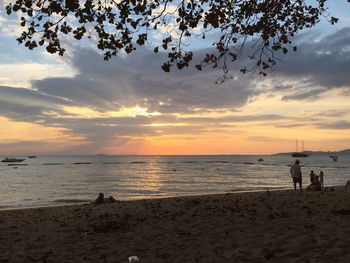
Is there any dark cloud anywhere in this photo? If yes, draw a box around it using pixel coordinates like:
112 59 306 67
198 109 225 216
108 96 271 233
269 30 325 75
313 110 348 118
32 47 258 114
273 84 294 91
32 77 121 111
274 123 307 128
0 85 70 121
177 114 285 124
281 88 328 101
0 85 68 107
317 121 350 129
271 27 350 100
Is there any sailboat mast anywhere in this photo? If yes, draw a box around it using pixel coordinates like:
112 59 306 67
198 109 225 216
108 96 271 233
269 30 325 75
302 140 305 152
296 139 299 153
291 139 310 157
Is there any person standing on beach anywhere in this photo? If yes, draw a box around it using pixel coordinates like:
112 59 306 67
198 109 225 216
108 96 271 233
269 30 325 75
290 160 302 191
319 171 324 187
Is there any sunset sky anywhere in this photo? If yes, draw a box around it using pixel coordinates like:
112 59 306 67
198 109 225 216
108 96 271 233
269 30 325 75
0 1 350 155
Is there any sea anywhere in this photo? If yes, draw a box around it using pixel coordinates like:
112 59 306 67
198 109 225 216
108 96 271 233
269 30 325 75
0 154 349 209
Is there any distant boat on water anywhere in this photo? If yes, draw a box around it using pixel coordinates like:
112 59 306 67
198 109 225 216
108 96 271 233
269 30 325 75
291 139 310 158
27 156 37 158
291 152 310 158
1 158 26 163
330 155 338 161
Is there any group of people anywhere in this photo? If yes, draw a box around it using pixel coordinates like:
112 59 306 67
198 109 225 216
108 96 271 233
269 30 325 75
290 160 324 191
307 170 324 191
93 192 117 204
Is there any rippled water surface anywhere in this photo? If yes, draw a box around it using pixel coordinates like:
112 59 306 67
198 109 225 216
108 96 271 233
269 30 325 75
0 155 349 209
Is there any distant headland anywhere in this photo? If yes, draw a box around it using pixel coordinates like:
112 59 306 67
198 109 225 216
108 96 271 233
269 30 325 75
274 149 350 156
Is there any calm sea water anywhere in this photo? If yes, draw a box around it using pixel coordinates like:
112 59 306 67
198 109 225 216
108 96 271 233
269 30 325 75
0 155 349 209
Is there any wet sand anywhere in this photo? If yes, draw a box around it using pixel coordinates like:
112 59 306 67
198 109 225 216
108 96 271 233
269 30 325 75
1 189 350 262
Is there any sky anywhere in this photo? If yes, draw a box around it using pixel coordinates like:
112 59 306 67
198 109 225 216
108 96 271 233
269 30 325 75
0 1 350 155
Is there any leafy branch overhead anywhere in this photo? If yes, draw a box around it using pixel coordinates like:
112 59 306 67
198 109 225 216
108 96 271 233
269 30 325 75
6 0 340 75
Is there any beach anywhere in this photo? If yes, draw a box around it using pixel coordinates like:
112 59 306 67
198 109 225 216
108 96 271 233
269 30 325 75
1 189 350 262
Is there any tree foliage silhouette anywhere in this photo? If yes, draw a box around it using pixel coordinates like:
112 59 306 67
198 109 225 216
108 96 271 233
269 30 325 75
6 0 340 75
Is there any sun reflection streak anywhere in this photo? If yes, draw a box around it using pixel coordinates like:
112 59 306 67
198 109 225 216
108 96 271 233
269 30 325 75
130 158 167 196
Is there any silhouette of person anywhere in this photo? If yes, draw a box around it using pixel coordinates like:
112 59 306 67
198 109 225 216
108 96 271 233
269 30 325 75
94 192 104 204
309 170 316 183
307 175 321 191
319 171 324 187
290 160 302 191
345 180 350 189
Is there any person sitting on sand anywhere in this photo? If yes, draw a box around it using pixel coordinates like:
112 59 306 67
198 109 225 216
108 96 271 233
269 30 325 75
94 193 118 204
346 180 350 189
94 192 105 204
290 160 302 191
106 196 117 203
309 170 316 183
306 175 321 191
319 171 324 187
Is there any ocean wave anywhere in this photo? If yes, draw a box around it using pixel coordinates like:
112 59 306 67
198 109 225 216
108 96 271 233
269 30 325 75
204 161 229 163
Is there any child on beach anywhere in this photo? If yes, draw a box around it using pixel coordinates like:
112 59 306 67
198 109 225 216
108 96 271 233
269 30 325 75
306 175 321 191
310 170 316 183
319 171 324 187
346 180 350 189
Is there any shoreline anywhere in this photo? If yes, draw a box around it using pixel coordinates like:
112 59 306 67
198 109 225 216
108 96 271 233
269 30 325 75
0 185 344 212
2 188 350 262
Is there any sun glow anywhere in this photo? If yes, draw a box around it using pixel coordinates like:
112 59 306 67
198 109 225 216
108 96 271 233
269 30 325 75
61 105 161 118
107 106 161 118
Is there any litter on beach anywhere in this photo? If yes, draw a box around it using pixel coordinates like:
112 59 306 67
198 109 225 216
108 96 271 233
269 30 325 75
128 256 140 262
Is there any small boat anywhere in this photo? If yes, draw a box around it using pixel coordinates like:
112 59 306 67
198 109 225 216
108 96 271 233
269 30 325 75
291 152 310 158
27 156 37 158
330 155 338 161
291 139 310 158
1 158 26 163
258 158 264 162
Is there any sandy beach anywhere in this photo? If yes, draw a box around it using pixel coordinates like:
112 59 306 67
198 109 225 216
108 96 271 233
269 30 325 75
1 189 350 262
